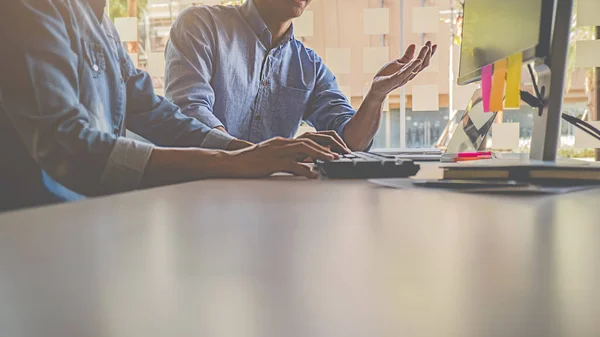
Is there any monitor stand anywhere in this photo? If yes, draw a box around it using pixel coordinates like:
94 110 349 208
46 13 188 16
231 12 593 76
529 0 574 162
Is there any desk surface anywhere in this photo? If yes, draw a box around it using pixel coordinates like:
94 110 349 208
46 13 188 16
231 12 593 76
1 167 600 337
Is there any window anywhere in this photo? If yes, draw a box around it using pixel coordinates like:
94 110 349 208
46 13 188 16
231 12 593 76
110 0 598 159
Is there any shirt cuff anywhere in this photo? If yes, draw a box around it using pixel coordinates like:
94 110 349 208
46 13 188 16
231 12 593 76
200 128 236 150
336 118 352 142
184 107 224 129
100 137 154 193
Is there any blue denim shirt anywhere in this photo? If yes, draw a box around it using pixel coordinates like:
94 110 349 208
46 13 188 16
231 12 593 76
0 0 234 206
165 0 357 144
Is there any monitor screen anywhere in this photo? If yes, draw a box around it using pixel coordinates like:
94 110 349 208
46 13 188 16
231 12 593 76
457 0 553 85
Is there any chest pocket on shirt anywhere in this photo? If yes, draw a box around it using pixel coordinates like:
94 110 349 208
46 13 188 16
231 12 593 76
81 39 107 79
273 85 311 138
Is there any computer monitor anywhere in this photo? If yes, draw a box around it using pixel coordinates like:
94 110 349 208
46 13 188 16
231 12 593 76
457 0 574 162
458 0 552 85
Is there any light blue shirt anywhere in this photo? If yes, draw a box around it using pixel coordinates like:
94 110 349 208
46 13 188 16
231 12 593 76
165 0 357 143
0 0 234 207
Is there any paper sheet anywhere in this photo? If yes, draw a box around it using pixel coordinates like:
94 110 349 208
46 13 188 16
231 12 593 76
504 53 522 109
577 0 600 26
412 85 439 112
574 121 600 149
114 17 137 42
294 10 314 37
363 47 389 74
412 7 440 33
492 123 520 150
576 40 600 68
363 8 390 35
490 59 507 112
325 48 351 75
481 64 493 112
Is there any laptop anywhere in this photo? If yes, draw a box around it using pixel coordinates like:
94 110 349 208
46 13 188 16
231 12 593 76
371 88 495 162
371 148 443 162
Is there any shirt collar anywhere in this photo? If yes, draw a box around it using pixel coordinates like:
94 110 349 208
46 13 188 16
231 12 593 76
239 0 294 48
90 0 107 23
281 23 295 45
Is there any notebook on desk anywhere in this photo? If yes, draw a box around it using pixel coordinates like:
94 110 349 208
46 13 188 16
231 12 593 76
442 159 600 184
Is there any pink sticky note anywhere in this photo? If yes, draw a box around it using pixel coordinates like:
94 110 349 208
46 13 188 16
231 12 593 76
482 64 493 112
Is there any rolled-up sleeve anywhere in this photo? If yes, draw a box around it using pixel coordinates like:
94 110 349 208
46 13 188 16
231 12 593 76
305 54 357 140
99 138 154 192
0 0 153 196
164 8 224 129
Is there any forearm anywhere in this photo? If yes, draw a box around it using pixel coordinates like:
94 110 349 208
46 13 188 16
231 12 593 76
342 91 386 151
227 138 254 150
139 139 254 188
140 147 234 188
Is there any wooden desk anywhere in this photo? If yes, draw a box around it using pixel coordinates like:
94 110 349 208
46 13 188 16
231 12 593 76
1 172 600 337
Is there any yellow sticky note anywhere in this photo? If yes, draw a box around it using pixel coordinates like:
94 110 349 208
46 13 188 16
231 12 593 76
504 53 522 109
490 59 507 112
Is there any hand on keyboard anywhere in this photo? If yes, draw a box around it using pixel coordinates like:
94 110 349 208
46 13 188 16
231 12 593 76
296 131 351 154
228 137 339 179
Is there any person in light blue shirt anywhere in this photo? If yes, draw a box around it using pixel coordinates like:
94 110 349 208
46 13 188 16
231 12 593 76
0 0 342 211
165 0 436 151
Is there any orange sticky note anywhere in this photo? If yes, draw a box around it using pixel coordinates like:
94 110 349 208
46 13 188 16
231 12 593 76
504 52 522 109
490 59 508 112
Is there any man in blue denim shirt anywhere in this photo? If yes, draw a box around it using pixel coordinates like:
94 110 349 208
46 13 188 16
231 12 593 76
0 0 340 211
165 0 436 151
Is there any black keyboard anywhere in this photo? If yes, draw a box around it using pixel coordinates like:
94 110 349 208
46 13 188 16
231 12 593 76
315 152 421 179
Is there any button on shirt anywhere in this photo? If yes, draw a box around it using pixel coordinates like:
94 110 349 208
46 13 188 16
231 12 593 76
165 0 356 144
0 0 235 206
